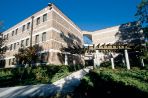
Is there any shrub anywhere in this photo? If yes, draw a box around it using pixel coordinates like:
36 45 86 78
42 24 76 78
100 61 111 67
0 64 84 87
74 67 148 98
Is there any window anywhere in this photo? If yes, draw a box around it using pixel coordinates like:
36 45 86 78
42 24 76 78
10 44 13 50
42 32 46 41
41 52 49 63
9 59 11 65
12 58 15 65
35 35 39 43
15 28 18 35
36 17 40 25
21 40 24 47
27 22 30 29
43 14 47 22
14 43 16 50
22 25 25 32
26 38 29 46
6 34 9 39
12 31 14 36
4 35 6 39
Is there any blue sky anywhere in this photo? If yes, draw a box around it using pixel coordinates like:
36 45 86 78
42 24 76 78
0 0 141 32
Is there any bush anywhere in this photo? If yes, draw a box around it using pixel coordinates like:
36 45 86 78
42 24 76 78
0 64 84 87
73 67 148 98
100 61 111 67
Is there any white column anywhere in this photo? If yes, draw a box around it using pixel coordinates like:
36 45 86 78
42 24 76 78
111 58 115 69
65 54 68 65
141 59 145 67
94 50 100 67
124 49 130 70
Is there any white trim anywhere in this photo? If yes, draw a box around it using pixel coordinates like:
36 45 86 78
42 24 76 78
52 9 82 34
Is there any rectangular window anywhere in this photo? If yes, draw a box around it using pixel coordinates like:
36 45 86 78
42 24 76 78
15 28 18 35
36 17 40 25
14 43 16 50
12 31 14 36
35 35 39 44
42 32 46 41
41 52 49 63
7 34 9 39
27 22 30 29
4 35 6 39
12 58 15 65
10 44 13 50
9 59 11 65
43 14 47 22
22 25 25 32
26 38 29 46
21 40 24 47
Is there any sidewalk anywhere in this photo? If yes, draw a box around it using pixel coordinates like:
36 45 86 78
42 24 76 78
0 66 93 98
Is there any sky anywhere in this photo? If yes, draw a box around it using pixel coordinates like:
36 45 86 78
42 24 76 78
0 0 141 32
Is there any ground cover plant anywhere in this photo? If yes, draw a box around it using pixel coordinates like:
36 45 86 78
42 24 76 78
71 66 148 98
0 64 84 87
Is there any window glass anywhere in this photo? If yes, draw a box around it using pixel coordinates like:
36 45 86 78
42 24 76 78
15 28 18 35
36 17 40 25
7 34 9 39
27 22 30 29
35 35 39 43
14 43 16 50
4 35 6 39
26 38 29 46
21 40 24 47
22 25 25 32
42 32 46 41
41 52 49 63
12 31 14 36
9 59 11 65
43 14 47 22
10 44 13 50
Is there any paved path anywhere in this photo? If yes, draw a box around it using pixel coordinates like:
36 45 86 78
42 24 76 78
0 66 93 98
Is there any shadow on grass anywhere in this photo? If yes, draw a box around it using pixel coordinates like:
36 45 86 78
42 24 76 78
72 70 148 98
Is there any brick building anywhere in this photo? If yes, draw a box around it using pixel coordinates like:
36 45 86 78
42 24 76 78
1 4 83 68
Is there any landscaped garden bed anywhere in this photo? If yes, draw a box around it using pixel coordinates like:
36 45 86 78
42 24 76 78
71 67 148 98
0 65 84 87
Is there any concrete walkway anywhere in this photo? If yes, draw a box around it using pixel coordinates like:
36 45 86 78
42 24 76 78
0 66 93 98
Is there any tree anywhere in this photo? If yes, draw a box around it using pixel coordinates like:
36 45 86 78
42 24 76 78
135 0 148 65
14 45 43 66
136 0 148 25
136 0 148 37
0 21 7 56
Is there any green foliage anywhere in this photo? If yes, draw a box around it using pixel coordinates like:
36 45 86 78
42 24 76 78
74 67 148 98
136 0 148 25
0 64 84 87
100 61 111 67
14 45 43 65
